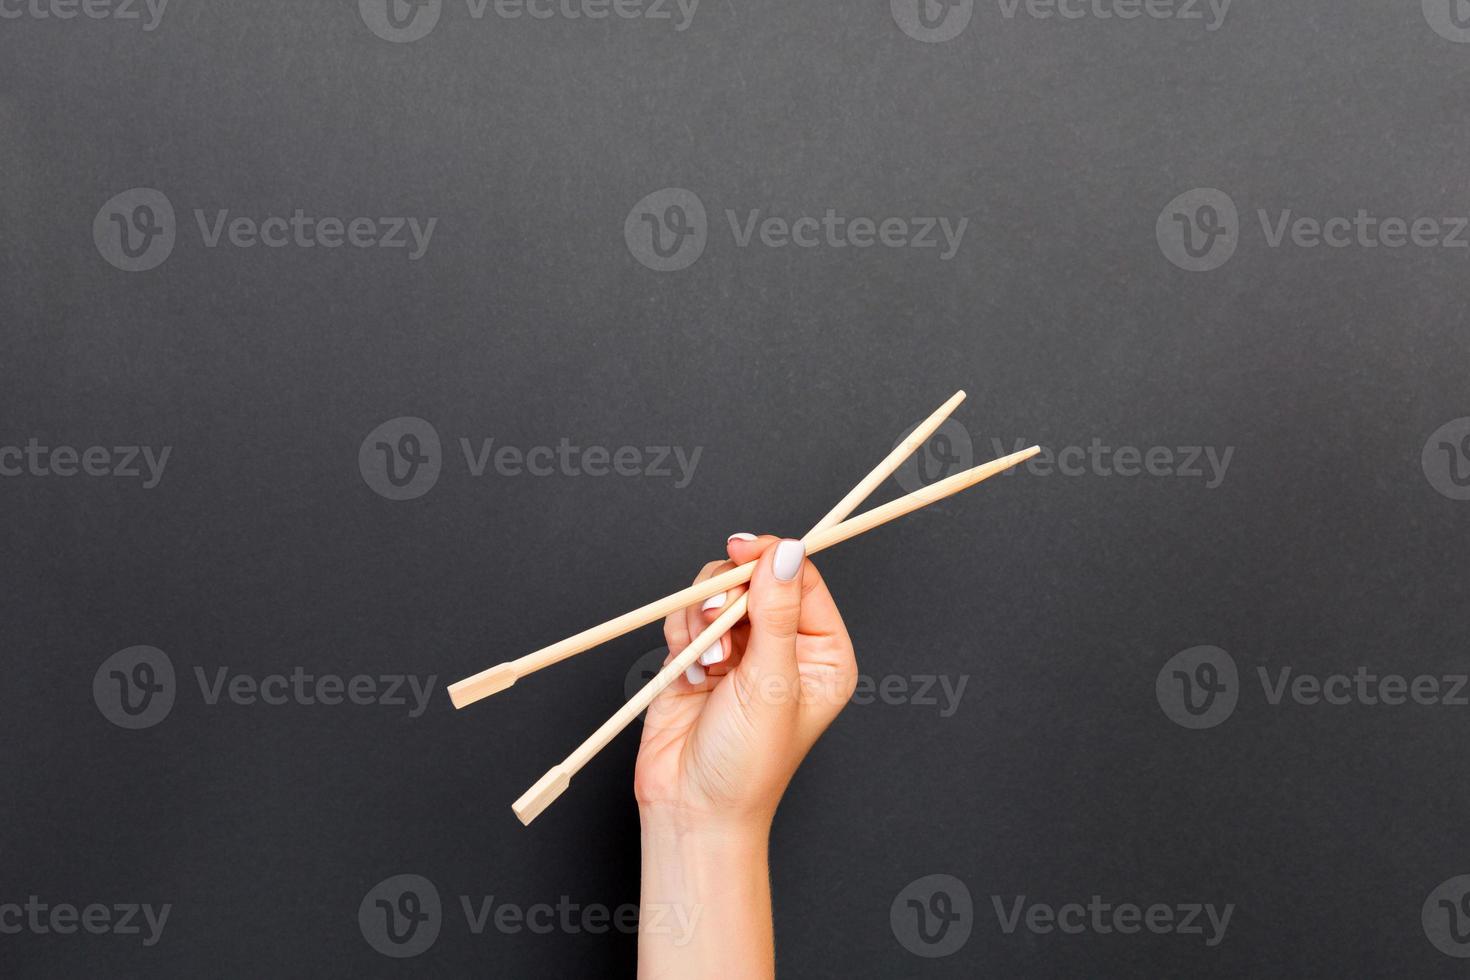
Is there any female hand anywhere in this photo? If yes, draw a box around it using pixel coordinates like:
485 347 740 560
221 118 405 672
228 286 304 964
634 534 858 829
635 534 857 980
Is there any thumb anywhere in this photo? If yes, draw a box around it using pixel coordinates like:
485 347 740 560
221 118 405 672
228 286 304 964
737 538 806 715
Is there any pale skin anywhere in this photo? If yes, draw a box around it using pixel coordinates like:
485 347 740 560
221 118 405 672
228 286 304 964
636 534 858 980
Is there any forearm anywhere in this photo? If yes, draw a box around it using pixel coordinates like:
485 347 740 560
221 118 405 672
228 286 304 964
638 810 774 980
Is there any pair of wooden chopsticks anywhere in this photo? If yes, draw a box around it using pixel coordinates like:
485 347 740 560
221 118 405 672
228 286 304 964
446 391 1039 825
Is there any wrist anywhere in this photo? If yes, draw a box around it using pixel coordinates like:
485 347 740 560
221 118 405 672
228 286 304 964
638 803 773 848
638 805 774 980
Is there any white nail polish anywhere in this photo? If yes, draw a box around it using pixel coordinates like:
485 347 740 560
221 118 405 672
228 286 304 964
773 539 804 581
701 592 727 611
699 643 724 666
727 532 757 542
685 663 707 685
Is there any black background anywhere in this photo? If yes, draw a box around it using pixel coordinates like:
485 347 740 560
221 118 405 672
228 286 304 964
3 0 1469 976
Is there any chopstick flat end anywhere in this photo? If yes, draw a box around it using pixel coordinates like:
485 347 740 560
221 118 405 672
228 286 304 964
513 766 572 826
447 664 517 709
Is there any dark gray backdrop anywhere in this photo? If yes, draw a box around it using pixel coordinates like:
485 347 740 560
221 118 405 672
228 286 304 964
3 0 1470 976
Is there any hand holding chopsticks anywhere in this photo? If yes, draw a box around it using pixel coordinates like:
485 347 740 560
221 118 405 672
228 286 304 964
444 391 1040 825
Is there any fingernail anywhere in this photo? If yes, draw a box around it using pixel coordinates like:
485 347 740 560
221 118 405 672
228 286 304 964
727 532 757 542
684 663 707 685
773 539 804 582
701 592 727 612
699 642 725 666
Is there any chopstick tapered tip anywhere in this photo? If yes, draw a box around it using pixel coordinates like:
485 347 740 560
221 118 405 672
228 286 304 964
957 445 1039 488
1004 445 1041 469
980 445 1040 474
447 663 518 709
513 766 572 826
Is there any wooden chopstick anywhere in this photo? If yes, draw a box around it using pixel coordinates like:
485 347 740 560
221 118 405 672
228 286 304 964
511 443 1041 825
448 390 968 710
